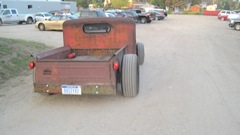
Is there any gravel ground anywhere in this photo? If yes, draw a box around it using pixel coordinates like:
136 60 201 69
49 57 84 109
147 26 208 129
0 15 240 135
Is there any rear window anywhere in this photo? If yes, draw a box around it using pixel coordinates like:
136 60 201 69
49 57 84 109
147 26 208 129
83 23 111 33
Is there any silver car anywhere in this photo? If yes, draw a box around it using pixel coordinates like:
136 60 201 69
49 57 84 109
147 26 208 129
34 12 52 22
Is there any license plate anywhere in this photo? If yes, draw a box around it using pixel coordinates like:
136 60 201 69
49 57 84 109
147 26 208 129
61 85 81 95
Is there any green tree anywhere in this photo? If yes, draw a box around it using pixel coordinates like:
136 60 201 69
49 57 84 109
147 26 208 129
224 1 230 10
165 0 188 10
150 0 166 8
77 0 90 8
191 0 201 6
111 0 129 8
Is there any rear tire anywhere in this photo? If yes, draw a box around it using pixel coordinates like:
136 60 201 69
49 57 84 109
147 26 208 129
38 23 45 31
136 42 145 65
234 23 240 31
0 19 3 25
122 54 139 97
26 17 33 24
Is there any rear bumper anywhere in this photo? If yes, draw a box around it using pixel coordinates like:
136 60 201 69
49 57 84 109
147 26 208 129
34 83 117 95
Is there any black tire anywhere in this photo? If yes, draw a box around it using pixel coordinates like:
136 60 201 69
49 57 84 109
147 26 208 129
26 17 33 24
0 19 3 25
17 21 23 24
121 54 139 97
38 23 45 31
234 23 240 31
136 42 145 65
147 20 151 23
140 17 147 24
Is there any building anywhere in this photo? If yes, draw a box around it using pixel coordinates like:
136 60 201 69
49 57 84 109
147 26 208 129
0 0 77 14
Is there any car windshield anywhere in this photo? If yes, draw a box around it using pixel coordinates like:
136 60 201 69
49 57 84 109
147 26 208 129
44 13 52 17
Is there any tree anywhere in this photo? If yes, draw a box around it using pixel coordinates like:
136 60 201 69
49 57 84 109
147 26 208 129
224 1 230 10
77 0 90 8
165 0 188 10
111 0 129 8
191 0 201 6
150 0 166 8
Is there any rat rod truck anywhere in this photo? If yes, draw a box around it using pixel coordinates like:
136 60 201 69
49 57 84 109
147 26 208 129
29 17 145 97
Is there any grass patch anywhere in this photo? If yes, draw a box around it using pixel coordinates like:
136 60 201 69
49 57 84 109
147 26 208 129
0 37 51 84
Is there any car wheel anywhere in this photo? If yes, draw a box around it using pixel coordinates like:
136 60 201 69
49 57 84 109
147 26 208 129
38 23 46 31
147 20 151 23
136 42 145 65
0 19 2 25
121 54 139 97
140 17 147 24
234 23 240 31
26 17 33 24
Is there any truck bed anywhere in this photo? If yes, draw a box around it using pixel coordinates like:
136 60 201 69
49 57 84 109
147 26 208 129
34 46 119 62
32 46 126 95
71 55 112 61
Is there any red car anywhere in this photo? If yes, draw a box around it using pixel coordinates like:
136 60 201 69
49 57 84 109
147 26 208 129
218 10 236 21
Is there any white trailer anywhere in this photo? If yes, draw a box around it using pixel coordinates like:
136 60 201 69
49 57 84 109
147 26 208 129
0 0 77 14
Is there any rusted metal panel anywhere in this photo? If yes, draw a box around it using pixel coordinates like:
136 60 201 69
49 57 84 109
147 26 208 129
34 61 114 84
34 46 71 60
63 18 136 54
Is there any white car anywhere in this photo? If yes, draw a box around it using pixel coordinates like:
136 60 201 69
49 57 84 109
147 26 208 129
34 12 52 22
105 12 115 17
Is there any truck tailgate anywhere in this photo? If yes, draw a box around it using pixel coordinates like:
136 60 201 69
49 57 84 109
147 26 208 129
33 56 117 95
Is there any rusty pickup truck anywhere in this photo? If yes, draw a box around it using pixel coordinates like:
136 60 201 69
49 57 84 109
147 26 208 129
29 17 144 97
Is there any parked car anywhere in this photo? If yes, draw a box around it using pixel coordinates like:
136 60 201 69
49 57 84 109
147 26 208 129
35 15 77 31
228 18 240 31
106 9 127 18
123 10 139 23
34 12 52 22
151 9 167 17
130 9 153 24
218 10 236 21
228 12 240 20
149 10 165 20
73 9 106 18
105 12 115 17
49 10 64 16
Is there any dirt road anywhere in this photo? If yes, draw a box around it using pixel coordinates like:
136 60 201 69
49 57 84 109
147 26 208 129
1 15 240 135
